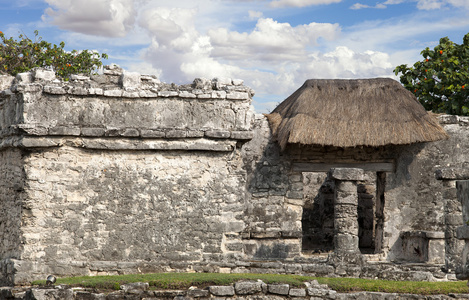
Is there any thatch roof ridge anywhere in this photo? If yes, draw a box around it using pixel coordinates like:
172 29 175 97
266 78 448 150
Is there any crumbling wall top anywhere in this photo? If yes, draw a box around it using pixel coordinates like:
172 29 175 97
1 65 255 101
0 65 256 152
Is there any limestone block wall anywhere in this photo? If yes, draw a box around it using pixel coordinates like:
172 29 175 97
0 67 255 285
241 113 469 273
16 147 247 278
384 115 469 269
240 116 304 261
0 149 25 285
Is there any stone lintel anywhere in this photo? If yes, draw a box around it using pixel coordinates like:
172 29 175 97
3 128 253 141
400 230 445 239
231 131 254 140
0 136 237 152
329 168 364 181
435 168 469 180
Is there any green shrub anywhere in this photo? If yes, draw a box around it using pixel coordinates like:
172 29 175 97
0 30 107 80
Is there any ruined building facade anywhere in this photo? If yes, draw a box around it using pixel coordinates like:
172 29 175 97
1 67 469 285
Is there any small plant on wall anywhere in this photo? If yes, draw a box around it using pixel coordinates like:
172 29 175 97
0 30 108 80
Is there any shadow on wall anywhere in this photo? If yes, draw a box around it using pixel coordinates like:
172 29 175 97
302 173 334 253
386 142 441 263
386 143 426 190
254 243 295 259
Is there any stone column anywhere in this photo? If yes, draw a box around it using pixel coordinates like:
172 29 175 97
330 168 364 253
456 180 469 280
436 168 469 271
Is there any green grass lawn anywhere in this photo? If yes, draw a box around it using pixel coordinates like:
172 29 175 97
32 273 469 295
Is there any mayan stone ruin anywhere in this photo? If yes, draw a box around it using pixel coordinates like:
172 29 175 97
1 66 469 287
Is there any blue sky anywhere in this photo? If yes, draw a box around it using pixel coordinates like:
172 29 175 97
1 0 469 112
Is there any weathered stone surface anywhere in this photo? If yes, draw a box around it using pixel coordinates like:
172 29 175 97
213 77 232 88
436 168 469 180
119 71 141 89
187 288 209 298
227 92 249 100
334 234 359 252
43 85 67 94
209 285 235 296
103 64 123 75
458 180 469 223
25 288 74 300
103 89 123 97
0 75 14 90
33 69 56 81
457 226 469 239
16 72 33 83
231 131 254 140
81 127 106 136
121 282 149 293
234 281 262 295
289 288 306 297
70 74 90 81
178 91 196 98
74 291 107 299
330 168 364 181
193 78 212 90
205 130 231 139
267 284 289 295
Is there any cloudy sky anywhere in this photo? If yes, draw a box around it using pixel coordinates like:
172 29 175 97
1 0 468 112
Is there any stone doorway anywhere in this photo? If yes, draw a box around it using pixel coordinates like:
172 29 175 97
301 170 386 255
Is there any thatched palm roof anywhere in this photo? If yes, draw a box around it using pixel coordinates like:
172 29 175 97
266 78 448 150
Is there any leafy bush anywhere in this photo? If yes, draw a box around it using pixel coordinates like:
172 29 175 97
394 33 469 115
0 30 107 80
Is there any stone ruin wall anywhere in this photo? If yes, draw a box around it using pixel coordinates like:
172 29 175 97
247 113 469 272
384 115 469 269
1 67 469 285
0 67 256 285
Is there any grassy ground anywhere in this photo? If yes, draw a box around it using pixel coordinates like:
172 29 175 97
32 273 469 295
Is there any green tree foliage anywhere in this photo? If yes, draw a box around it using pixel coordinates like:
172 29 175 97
0 30 108 80
394 33 469 115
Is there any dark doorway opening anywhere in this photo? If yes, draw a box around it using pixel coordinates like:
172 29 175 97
301 172 334 254
301 171 386 255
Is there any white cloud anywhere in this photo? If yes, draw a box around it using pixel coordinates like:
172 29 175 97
350 2 388 9
383 0 405 4
43 0 138 37
269 0 342 8
416 0 445 9
248 10 264 20
300 46 394 79
350 3 372 9
351 0 469 10
448 0 469 8
415 0 469 9
208 18 341 62
127 61 163 78
138 7 198 49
